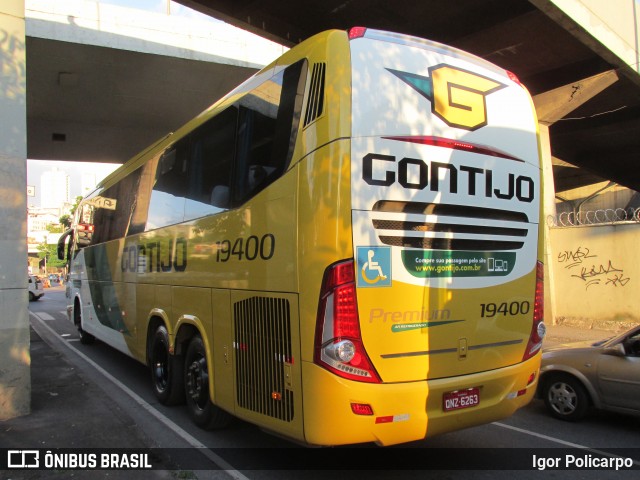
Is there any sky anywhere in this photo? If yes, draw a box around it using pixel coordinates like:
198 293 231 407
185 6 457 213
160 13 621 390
27 160 119 208
26 1 224 209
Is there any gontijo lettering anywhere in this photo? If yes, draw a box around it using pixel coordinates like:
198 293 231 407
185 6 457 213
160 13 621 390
362 153 535 203
121 237 187 273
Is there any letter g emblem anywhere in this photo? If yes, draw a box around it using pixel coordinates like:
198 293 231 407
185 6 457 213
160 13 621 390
430 65 505 131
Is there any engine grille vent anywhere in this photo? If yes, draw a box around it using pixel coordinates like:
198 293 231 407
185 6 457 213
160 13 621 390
372 200 529 251
234 296 294 422
304 63 326 126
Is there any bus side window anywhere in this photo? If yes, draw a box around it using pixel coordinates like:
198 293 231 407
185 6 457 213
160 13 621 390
75 204 94 247
233 59 307 206
127 159 157 236
184 106 238 221
89 168 142 244
146 141 190 230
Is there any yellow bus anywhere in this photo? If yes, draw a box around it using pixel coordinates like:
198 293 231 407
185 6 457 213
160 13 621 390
58 27 544 446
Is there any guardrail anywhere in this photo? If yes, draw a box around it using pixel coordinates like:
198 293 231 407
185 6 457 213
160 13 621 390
547 208 640 227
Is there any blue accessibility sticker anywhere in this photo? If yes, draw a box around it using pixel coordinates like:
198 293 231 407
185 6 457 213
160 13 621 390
356 246 392 288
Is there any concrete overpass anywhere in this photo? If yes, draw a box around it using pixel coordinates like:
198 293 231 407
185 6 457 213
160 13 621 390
2 0 639 419
26 0 286 165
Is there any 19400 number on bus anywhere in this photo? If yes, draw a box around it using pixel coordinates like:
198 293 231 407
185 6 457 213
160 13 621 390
216 234 275 262
480 301 530 318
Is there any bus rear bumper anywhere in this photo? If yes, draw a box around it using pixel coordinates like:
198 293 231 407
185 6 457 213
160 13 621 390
301 356 540 446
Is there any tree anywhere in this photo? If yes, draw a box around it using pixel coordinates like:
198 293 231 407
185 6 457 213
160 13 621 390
69 196 83 218
60 214 71 229
47 223 64 234
37 242 67 270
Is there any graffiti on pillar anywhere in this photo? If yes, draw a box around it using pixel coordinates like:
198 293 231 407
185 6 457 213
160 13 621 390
557 247 631 290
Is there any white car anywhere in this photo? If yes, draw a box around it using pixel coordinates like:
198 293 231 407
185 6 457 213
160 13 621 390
28 275 44 301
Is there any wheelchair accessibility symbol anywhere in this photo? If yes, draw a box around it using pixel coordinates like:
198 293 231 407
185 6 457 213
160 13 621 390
357 246 392 287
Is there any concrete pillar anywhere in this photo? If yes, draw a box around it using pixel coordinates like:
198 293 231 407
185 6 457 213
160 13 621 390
0 0 29 420
539 125 558 325
532 69 619 327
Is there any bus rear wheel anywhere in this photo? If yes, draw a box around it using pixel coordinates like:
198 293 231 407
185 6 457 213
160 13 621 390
184 334 232 430
149 325 184 405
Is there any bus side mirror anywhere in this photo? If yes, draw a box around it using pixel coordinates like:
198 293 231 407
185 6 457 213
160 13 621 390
57 229 73 260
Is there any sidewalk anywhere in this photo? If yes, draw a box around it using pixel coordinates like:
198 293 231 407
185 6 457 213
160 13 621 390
0 325 180 479
543 322 619 347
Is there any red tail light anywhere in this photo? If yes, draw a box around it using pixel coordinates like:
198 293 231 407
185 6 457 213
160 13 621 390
383 135 522 162
506 70 522 86
523 261 546 361
348 27 367 40
314 260 381 383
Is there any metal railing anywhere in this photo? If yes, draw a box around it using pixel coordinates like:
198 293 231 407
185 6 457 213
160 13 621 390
547 208 640 227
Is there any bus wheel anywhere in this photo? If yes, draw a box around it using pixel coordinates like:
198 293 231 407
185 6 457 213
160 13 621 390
184 335 232 430
150 325 184 405
74 304 95 345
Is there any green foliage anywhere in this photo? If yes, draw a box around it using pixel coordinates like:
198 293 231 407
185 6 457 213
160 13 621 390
69 196 83 217
36 243 67 269
46 223 64 233
60 214 72 229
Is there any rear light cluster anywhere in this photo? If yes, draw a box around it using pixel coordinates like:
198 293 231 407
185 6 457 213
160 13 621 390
506 70 523 86
348 26 367 40
522 261 546 361
314 260 381 383
383 135 522 162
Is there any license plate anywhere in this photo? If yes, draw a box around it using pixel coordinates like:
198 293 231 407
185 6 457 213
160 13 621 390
443 387 480 412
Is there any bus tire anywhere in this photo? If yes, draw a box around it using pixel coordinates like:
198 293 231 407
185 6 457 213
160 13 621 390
74 303 95 345
184 334 232 430
150 325 185 406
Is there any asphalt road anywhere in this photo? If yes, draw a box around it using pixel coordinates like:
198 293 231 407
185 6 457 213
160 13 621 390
25 286 640 479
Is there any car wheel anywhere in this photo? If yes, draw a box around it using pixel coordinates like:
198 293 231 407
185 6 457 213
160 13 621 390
184 334 232 430
543 374 590 421
149 325 184 405
29 292 35 301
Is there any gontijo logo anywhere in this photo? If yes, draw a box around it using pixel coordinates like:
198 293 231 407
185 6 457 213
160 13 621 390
387 65 506 131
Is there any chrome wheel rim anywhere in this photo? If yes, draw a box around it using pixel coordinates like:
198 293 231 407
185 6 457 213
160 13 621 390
548 381 578 416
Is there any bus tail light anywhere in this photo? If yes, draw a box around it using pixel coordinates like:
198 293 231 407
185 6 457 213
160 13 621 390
522 261 546 361
314 260 381 383
351 403 374 416
348 27 367 40
506 70 522 86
